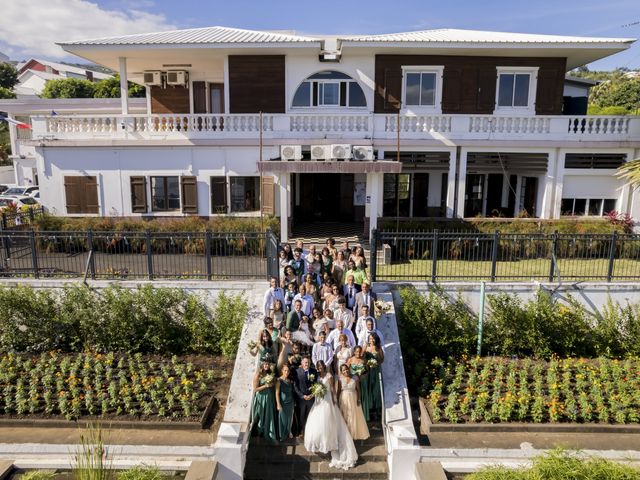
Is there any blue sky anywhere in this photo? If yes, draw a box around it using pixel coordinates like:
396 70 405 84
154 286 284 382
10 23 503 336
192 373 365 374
2 0 640 70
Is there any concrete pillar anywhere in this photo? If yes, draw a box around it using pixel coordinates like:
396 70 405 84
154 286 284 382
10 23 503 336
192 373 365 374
7 114 18 159
552 150 566 219
366 172 384 239
446 148 457 218
513 176 522 217
539 149 558 219
277 173 289 242
455 149 467 218
118 57 129 115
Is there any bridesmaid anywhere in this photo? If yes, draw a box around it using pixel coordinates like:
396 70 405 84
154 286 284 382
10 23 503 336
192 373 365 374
337 364 369 440
251 329 276 366
252 361 277 442
334 334 353 373
276 363 295 441
363 333 384 421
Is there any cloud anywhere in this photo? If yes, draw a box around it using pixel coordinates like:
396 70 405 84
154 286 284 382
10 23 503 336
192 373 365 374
0 0 176 60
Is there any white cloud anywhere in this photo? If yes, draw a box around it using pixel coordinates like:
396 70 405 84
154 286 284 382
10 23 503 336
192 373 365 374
0 0 176 60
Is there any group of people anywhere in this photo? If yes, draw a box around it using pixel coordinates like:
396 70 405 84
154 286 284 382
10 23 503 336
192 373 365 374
251 238 385 470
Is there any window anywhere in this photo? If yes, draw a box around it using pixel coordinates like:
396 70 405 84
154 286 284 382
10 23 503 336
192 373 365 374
564 153 626 169
230 177 260 213
561 198 617 216
292 70 366 108
401 66 443 111
64 176 99 214
151 176 180 212
211 176 228 214
495 67 538 113
383 174 410 217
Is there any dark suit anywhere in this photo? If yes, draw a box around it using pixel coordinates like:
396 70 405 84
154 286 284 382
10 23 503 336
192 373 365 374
293 366 318 435
286 310 301 332
342 283 361 311
355 290 377 317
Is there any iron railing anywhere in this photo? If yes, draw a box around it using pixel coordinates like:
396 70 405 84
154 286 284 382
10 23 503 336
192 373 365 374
370 229 640 283
0 229 279 281
0 207 45 230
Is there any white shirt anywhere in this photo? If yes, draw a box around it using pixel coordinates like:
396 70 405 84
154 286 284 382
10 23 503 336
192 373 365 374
357 328 385 349
293 293 314 316
334 308 354 330
326 328 356 349
355 315 376 339
263 287 285 316
312 341 334 369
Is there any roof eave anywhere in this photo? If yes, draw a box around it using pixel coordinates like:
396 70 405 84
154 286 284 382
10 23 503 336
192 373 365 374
339 40 635 49
58 41 322 51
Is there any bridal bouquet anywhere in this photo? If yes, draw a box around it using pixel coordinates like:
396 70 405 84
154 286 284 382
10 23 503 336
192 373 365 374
262 373 275 387
351 363 366 376
310 382 327 399
374 300 392 315
367 358 379 369
247 340 258 351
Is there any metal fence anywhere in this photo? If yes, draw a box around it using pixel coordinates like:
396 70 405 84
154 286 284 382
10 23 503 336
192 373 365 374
0 207 45 230
370 229 640 282
0 229 279 281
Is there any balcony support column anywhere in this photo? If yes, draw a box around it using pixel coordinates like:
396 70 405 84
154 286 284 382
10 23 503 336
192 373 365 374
446 148 457 218
118 57 129 115
366 172 384 241
538 148 558 219
277 173 290 243
455 149 468 218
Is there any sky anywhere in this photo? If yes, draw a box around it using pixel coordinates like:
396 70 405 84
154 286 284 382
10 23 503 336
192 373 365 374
0 0 639 70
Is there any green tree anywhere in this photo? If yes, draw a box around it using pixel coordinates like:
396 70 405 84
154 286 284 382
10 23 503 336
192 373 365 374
41 78 96 98
0 62 18 89
591 77 640 112
93 75 146 98
0 86 16 99
617 158 640 188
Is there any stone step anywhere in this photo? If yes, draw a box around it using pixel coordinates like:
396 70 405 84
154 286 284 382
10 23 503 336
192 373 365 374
246 443 387 463
244 457 388 480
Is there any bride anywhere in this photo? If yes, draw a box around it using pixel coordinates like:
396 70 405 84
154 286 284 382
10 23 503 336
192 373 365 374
303 360 358 470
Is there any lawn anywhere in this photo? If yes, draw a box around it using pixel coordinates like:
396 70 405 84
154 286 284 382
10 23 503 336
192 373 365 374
378 258 640 281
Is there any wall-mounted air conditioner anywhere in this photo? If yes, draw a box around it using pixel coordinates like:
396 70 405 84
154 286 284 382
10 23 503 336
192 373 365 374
311 145 331 161
280 145 302 161
143 71 162 86
166 70 188 86
331 144 352 161
352 146 374 161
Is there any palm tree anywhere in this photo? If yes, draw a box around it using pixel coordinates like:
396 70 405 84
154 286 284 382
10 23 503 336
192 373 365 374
617 158 640 188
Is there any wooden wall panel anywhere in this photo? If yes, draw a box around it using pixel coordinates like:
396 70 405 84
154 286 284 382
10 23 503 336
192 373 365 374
228 55 285 113
374 55 567 115
150 86 190 114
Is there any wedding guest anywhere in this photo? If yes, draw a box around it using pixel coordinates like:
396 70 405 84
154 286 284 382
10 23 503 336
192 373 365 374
311 331 334 371
333 251 348 287
282 265 299 289
251 329 276 365
282 242 293 261
347 346 367 378
303 273 319 305
276 363 295 441
326 318 356 349
290 248 305 282
287 342 303 370
293 315 315 350
278 250 290 281
334 297 354 331
325 237 338 259
362 332 384 421
321 247 333 276
286 299 303 332
350 246 367 271
324 284 342 312
333 334 353 372
270 299 285 331
293 284 314 317
277 330 294 372
337 364 369 441
252 360 277 442
355 305 376 340
354 282 376 316
357 318 385 349
345 260 367 287
284 281 297 312
322 308 336 330
342 275 361 311
293 356 317 437
263 277 285 317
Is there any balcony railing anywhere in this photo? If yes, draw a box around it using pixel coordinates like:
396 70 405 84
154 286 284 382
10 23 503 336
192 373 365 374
29 113 640 143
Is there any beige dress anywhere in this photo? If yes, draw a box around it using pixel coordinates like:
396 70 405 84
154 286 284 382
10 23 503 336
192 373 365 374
338 375 370 440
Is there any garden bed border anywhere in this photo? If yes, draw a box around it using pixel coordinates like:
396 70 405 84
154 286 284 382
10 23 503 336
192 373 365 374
419 398 640 435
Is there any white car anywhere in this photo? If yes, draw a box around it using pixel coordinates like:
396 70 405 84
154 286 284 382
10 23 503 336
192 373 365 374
0 195 40 208
3 186 39 197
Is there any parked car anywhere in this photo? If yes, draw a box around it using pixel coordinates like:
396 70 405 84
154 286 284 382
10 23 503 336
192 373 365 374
0 195 40 208
3 186 39 197
0 185 9 194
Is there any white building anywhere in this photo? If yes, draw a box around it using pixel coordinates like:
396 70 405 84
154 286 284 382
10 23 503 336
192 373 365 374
1 26 639 241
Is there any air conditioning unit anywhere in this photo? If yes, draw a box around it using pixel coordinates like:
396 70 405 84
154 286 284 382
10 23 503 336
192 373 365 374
166 70 187 86
331 144 352 161
311 145 331 161
352 146 374 161
143 71 162 86
280 145 302 161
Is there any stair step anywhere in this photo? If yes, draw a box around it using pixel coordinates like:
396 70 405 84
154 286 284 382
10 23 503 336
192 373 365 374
246 443 387 463
244 458 388 480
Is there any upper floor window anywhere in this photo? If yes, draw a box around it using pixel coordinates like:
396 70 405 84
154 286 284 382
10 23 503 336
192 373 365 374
401 66 444 112
495 67 538 114
292 70 366 108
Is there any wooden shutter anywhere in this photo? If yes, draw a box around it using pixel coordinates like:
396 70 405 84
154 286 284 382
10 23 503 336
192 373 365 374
180 176 198 214
261 176 275 216
211 176 227 214
476 67 497 113
64 176 82 214
130 176 147 213
441 67 463 113
536 69 563 115
192 82 207 114
83 176 99 214
383 68 402 111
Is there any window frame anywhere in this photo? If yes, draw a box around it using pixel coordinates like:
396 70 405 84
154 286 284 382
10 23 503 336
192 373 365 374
150 175 181 212
291 71 367 110
494 66 538 115
560 197 618 217
401 66 444 113
229 176 261 213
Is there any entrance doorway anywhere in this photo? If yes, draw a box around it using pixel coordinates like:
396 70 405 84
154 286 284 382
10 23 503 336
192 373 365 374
292 173 358 224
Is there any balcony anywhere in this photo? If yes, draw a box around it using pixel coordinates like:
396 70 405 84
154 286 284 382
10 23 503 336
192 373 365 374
27 112 640 144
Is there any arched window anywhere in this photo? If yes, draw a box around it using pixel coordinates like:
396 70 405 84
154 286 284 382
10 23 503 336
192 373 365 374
292 70 366 108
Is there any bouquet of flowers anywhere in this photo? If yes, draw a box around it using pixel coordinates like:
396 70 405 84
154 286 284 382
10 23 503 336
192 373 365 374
367 358 379 369
310 382 327 399
351 363 366 376
247 340 258 351
262 373 275 387
374 300 392 315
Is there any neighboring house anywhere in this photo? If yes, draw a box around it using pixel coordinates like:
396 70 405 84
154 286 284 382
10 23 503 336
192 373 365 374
1 26 639 241
14 58 112 96
563 76 598 115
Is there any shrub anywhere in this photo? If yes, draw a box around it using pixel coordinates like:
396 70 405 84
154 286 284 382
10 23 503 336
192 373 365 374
20 472 55 480
118 467 167 480
212 291 249 358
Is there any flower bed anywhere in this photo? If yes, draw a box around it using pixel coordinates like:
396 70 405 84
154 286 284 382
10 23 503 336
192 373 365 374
427 357 640 424
0 352 223 422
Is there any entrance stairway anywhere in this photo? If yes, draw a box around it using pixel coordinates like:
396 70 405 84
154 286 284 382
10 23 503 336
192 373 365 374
243 426 389 479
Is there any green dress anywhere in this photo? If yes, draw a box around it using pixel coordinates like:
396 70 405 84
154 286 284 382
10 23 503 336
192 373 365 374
361 351 382 421
253 376 277 443
258 345 275 365
277 378 294 441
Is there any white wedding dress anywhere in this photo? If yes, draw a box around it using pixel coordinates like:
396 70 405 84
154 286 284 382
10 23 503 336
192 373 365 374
304 374 358 470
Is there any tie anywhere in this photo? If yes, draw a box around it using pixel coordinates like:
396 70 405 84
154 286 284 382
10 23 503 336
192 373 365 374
365 294 368 305
349 287 353 298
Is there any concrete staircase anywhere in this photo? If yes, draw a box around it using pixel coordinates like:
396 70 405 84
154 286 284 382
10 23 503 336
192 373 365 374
244 425 389 479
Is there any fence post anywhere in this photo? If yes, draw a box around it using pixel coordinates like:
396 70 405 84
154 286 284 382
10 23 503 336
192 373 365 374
28 207 34 223
86 229 96 280
431 229 439 284
205 230 212 281
1 212 6 230
29 229 39 279
549 230 558 282
265 228 279 280
145 231 154 280
607 231 618 283
370 229 378 283
490 230 499 282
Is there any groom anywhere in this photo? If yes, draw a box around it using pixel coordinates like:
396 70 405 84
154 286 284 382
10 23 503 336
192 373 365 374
293 356 317 437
